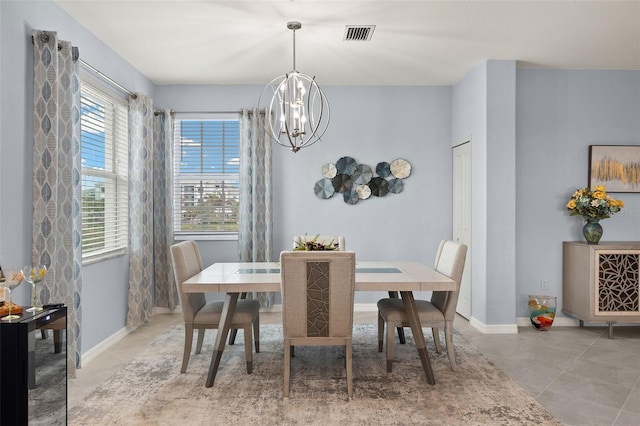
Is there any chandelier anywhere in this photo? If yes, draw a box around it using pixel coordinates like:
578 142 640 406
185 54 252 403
259 22 330 153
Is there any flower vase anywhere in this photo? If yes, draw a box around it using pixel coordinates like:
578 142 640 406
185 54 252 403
583 219 603 244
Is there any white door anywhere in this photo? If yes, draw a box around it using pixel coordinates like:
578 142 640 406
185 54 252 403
453 141 472 319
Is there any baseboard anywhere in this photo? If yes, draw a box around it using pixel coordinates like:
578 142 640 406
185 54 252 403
82 307 178 366
469 317 518 334
355 303 378 312
81 326 131 366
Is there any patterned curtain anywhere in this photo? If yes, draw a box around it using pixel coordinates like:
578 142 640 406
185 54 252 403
32 30 83 377
153 110 178 309
238 109 274 306
126 94 154 327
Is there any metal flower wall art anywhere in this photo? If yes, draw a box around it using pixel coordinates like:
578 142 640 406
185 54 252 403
314 156 411 205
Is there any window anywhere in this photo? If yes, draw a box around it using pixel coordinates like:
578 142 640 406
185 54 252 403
80 81 129 261
173 114 240 238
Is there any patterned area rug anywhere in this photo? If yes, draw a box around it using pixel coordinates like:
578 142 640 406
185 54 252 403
69 324 560 425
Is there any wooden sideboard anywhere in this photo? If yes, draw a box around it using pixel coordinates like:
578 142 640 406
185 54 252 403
563 241 640 338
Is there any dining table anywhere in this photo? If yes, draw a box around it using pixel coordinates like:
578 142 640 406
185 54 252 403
182 260 456 388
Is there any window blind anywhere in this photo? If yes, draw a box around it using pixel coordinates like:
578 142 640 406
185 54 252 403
80 82 129 260
173 114 240 235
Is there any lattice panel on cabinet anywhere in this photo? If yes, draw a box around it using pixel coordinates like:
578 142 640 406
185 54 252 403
597 253 640 313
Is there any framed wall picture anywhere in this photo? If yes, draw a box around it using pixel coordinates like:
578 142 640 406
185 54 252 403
589 145 640 192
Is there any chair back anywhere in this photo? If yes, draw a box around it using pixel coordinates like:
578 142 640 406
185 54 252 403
170 240 207 321
280 251 356 339
430 240 468 320
292 235 346 251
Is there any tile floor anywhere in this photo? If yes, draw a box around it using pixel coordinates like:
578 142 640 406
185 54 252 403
69 311 640 425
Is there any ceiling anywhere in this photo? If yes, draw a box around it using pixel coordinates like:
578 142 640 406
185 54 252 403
54 0 640 86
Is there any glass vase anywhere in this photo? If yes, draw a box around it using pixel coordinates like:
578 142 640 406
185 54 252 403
528 295 556 330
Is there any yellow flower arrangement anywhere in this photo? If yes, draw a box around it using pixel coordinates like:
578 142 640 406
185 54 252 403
566 185 624 221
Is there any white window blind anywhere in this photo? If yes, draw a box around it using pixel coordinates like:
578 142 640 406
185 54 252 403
173 114 240 236
80 81 129 261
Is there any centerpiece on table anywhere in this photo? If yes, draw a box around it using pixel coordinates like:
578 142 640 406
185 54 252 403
294 235 340 251
566 185 624 244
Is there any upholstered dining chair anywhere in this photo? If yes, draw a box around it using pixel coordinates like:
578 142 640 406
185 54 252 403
292 235 346 251
280 250 356 398
170 240 260 374
377 240 467 372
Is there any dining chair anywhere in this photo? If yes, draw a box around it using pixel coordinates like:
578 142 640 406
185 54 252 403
289 235 346 358
170 240 260 374
292 235 346 251
280 250 356 398
377 240 467 372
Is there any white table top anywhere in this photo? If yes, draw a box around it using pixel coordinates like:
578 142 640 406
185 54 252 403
183 261 455 293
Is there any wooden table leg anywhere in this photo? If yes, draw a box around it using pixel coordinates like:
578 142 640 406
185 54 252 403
206 292 239 387
388 291 406 344
400 290 436 385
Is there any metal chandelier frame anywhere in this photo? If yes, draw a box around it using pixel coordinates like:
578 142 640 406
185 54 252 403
259 22 330 153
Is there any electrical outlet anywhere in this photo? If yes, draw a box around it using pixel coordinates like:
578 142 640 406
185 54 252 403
540 279 549 290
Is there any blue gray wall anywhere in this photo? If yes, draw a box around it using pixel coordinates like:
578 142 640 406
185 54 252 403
1 0 154 352
155 84 455 305
516 69 640 318
2 0 640 356
451 60 518 329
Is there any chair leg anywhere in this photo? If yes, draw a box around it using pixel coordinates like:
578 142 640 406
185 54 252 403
388 291 406 344
377 312 384 352
444 323 457 371
397 327 406 345
283 340 291 397
195 328 206 354
229 329 238 345
343 347 347 369
181 324 194 373
243 325 253 374
230 292 249 345
432 327 442 353
345 342 353 399
53 329 63 354
253 315 260 353
386 320 395 372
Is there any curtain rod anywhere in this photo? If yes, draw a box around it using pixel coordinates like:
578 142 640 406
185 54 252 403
155 110 246 116
170 110 242 114
80 59 136 98
31 34 136 98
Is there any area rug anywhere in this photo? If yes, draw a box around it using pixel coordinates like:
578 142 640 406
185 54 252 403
69 324 560 425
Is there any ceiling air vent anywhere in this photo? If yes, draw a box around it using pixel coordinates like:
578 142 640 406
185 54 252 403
343 25 375 41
